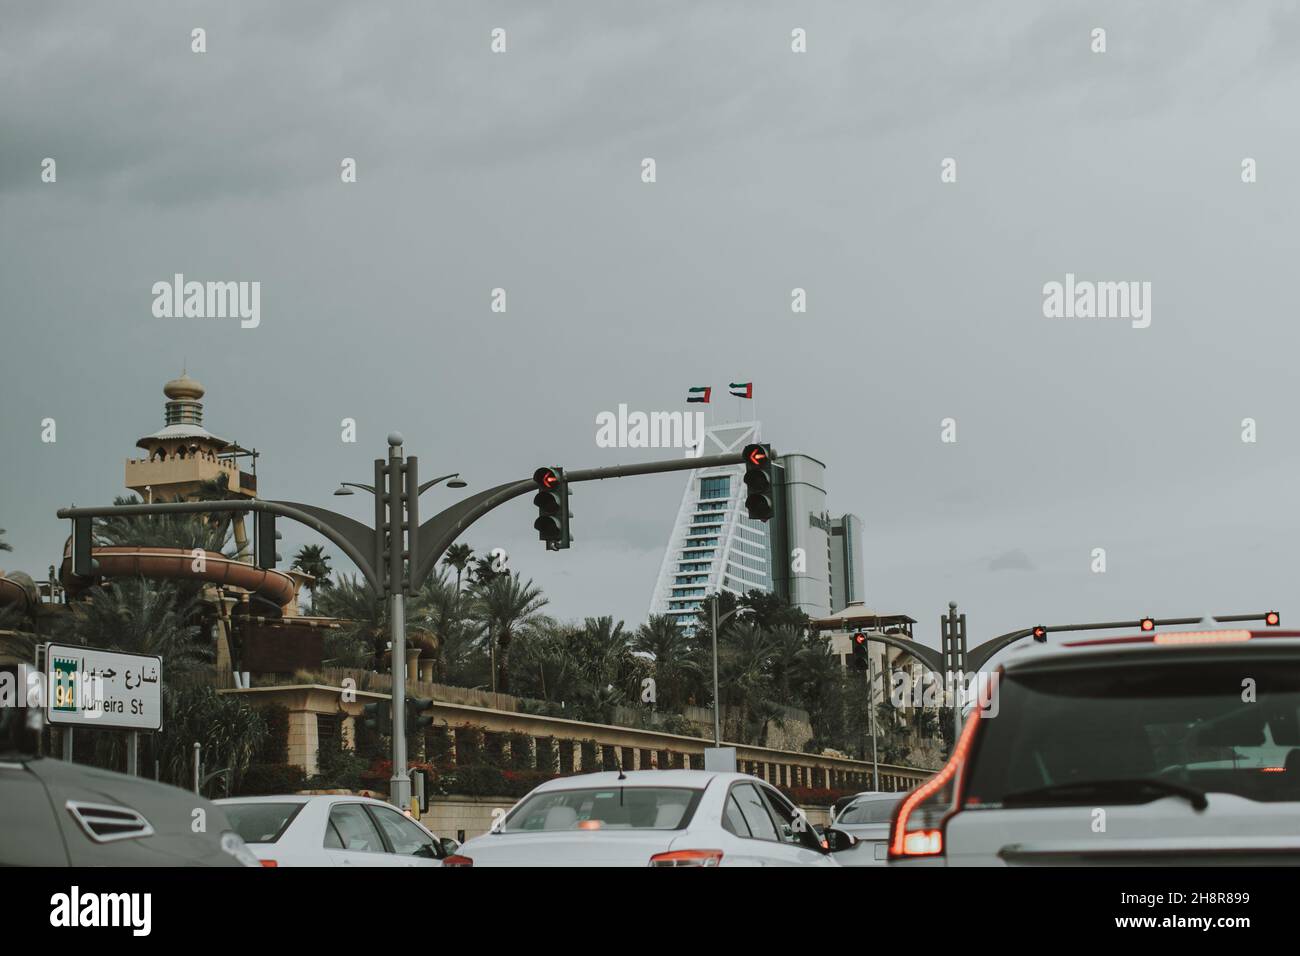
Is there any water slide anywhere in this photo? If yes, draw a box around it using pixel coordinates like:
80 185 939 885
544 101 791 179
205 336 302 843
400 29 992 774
0 570 39 617
57 545 297 607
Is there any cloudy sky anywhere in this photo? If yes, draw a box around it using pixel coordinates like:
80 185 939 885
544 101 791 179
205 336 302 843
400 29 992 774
3 1 1299 661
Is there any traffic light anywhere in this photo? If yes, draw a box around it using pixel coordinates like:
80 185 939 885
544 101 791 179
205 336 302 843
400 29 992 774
255 512 279 569
405 696 433 734
71 516 96 578
362 700 391 736
1032 625 1047 643
533 467 571 551
1265 611 1281 627
742 444 775 522
851 632 869 671
1139 617 1156 633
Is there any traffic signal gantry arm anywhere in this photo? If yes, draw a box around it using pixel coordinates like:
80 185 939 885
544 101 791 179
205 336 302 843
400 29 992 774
410 450 761 588
58 448 766 597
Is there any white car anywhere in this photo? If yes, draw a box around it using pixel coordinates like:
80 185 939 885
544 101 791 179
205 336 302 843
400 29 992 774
827 792 902 866
216 794 450 867
889 626 1300 866
445 769 855 867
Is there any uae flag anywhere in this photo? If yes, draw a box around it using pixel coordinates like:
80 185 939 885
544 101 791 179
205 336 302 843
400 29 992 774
687 386 712 403
729 382 753 399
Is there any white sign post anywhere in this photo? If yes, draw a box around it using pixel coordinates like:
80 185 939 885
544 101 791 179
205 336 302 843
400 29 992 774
44 644 163 733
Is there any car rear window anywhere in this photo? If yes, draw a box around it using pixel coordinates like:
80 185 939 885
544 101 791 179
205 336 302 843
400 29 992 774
221 802 304 844
837 797 900 824
964 659 1300 806
503 787 702 832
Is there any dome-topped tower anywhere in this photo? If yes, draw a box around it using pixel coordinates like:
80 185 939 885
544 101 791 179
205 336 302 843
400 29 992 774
125 372 255 502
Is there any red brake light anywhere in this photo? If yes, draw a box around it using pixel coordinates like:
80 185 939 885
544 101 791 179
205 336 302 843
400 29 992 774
442 854 474 867
649 849 724 867
1153 630 1251 645
259 859 278 868
890 708 984 859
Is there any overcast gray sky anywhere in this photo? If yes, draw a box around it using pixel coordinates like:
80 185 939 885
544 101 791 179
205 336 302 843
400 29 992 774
3 1 1299 660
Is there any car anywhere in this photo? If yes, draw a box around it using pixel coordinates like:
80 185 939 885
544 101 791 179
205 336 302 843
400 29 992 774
445 769 858 867
827 792 902 866
0 698 258 866
888 627 1300 866
216 793 450 867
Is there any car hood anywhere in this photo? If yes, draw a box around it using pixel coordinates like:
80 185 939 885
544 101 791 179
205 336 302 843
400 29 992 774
456 829 682 867
27 757 242 866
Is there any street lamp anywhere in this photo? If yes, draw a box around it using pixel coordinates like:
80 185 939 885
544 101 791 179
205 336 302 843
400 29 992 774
706 592 740 748
334 472 466 496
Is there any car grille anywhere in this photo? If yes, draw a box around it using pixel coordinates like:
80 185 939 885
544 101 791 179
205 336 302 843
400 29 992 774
65 801 155 843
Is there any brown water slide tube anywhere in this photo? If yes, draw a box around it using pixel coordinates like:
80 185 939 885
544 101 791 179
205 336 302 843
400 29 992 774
0 570 39 616
58 545 297 608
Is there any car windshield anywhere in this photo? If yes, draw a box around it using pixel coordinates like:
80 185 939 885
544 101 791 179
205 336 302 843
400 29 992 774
838 797 900 824
503 787 702 832
964 659 1300 806
221 802 304 843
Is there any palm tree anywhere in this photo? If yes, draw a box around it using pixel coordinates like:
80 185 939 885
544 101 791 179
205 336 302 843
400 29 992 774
58 578 211 680
412 567 485 683
96 496 231 554
471 572 548 694
313 573 386 669
0 528 12 553
441 543 474 592
291 544 333 611
633 615 702 712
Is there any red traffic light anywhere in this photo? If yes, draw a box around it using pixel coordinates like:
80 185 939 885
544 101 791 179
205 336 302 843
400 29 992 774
1032 625 1047 643
1140 617 1156 632
1265 611 1281 627
746 446 768 467
853 632 866 645
533 467 560 489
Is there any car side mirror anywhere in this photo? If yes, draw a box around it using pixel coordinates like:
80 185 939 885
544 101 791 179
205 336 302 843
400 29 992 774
823 827 858 853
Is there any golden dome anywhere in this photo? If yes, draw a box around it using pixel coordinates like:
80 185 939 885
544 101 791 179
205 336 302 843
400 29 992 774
163 372 205 401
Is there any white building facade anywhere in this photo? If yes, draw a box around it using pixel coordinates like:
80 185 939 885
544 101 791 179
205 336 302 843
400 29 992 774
647 421 862 629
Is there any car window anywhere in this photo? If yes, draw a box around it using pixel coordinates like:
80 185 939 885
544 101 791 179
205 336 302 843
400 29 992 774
837 798 900 825
368 805 438 857
759 786 814 846
221 802 304 844
730 783 779 842
503 787 701 831
722 792 751 837
964 660 1300 806
325 803 386 852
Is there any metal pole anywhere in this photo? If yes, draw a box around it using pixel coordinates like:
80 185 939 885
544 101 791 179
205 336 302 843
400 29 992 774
868 657 879 790
387 435 411 809
126 731 138 777
192 741 201 794
711 595 721 747
62 727 73 762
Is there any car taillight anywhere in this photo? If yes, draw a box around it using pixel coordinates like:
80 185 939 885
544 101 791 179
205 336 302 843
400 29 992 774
260 859 278 868
648 849 724 867
889 708 984 860
442 854 474 867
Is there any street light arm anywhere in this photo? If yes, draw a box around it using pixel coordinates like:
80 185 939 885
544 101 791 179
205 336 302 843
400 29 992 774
413 478 536 587
338 481 377 494
417 473 460 495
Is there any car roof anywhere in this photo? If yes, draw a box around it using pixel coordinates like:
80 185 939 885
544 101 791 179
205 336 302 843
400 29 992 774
215 793 386 806
1000 630 1300 673
529 769 759 792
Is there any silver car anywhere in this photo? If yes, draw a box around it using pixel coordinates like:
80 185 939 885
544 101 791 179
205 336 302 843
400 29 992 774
448 769 857 867
828 792 901 866
889 627 1300 866
0 704 256 866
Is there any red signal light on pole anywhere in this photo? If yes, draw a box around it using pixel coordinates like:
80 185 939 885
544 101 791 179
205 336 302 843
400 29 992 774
851 631 869 670
1139 617 1156 632
746 446 768 467
742 444 775 522
1031 625 1047 643
1265 611 1280 627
